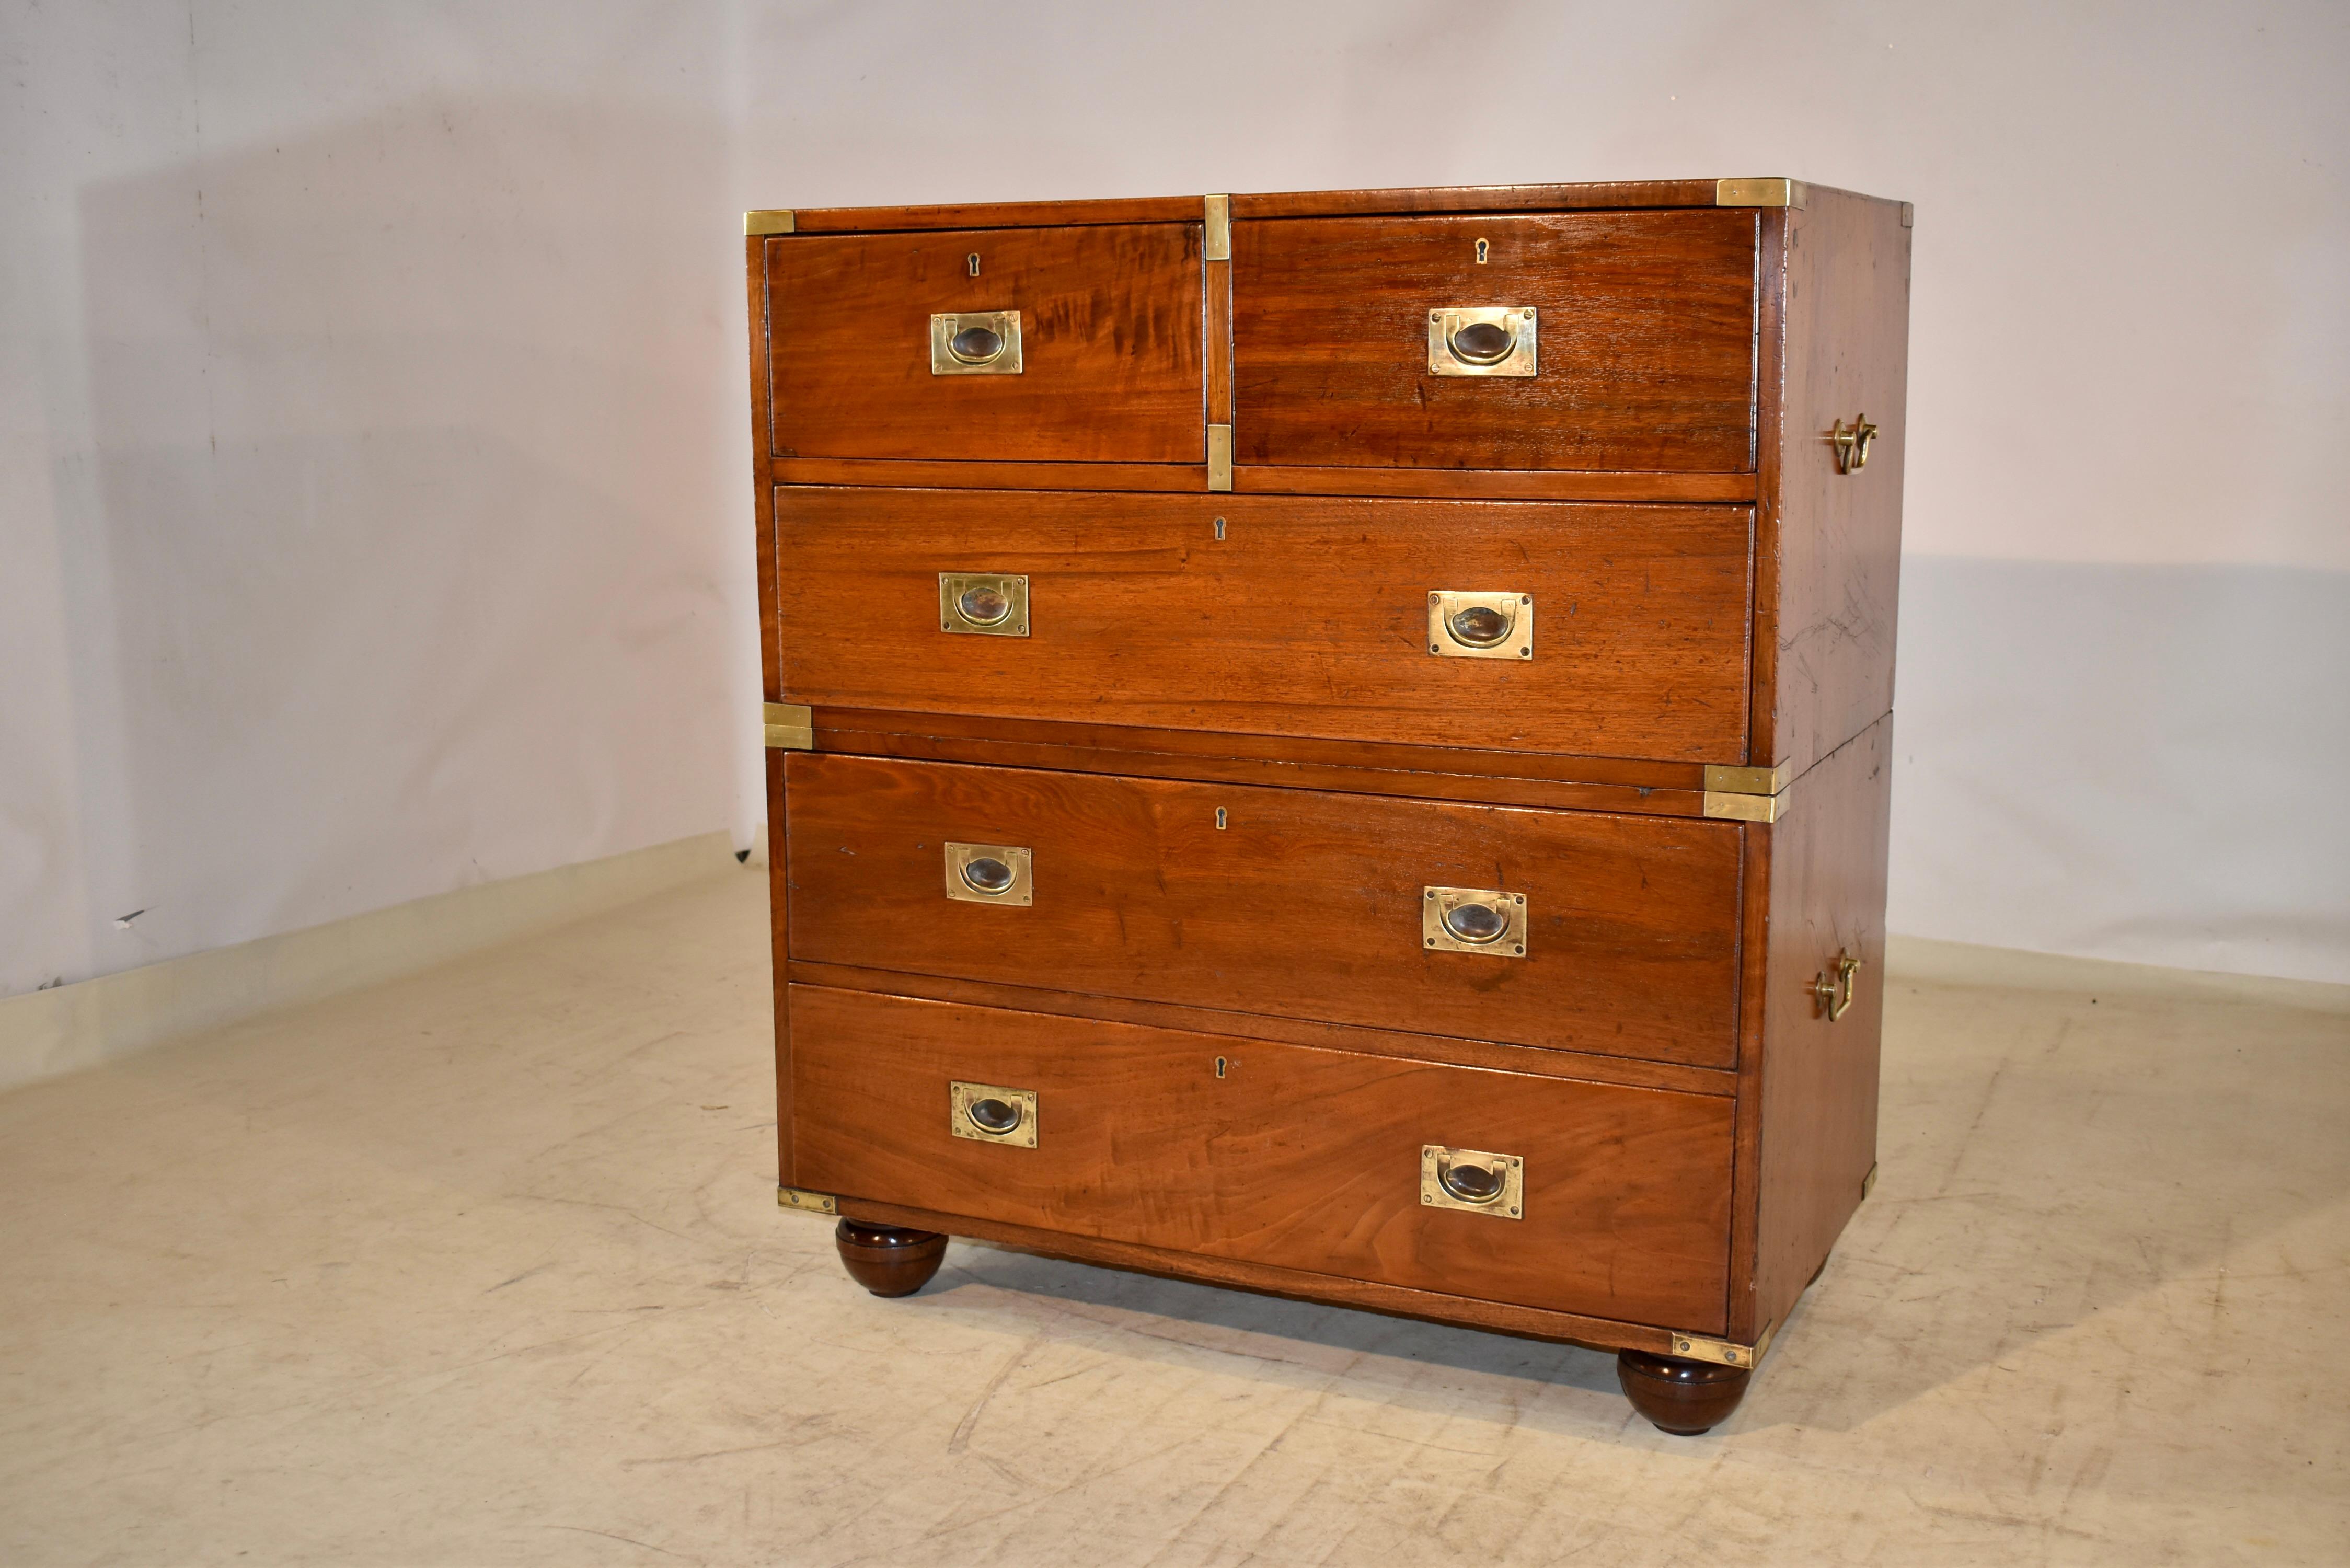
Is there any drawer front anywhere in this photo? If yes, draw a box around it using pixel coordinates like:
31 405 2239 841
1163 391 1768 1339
777 488 1753 763
785 755 1742 1069
1233 211 1756 472
791 986 1733 1332
766 224 1204 464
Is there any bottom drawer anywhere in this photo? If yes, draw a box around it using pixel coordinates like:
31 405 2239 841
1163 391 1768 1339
790 985 1733 1333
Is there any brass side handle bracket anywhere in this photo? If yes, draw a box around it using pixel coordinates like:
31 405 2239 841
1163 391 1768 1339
1812 950 1861 1021
1830 414 1879 474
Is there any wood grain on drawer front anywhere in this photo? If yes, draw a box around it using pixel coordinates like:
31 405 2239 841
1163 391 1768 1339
777 488 1753 764
1233 210 1757 473
785 755 1743 1069
789 986 1734 1332
765 224 1203 464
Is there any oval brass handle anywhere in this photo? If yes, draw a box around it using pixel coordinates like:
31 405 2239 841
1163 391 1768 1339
1447 319 1515 365
955 582 1013 626
1438 1156 1506 1205
1812 950 1861 1020
965 1097 1021 1134
1440 902 1509 945
1445 602 1513 648
960 856 1015 895
947 324 1005 365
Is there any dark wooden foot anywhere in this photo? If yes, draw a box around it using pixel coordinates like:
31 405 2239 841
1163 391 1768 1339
1617 1350 1752 1435
834 1219 947 1297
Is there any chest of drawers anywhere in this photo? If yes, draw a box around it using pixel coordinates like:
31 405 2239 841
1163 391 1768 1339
745 178 1908 1434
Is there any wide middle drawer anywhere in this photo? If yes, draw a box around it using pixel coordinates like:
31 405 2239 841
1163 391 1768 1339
777 488 1754 763
784 754 1743 1069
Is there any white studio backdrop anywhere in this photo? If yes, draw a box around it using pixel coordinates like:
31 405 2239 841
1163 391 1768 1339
4 0 2345 997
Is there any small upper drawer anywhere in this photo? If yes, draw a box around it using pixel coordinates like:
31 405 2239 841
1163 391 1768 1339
765 224 1204 464
1233 211 1757 473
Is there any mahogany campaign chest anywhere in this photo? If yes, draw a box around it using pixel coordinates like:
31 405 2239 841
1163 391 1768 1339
743 178 1909 1434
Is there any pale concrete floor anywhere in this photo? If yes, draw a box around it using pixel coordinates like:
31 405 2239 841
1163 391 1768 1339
3 867 2345 1567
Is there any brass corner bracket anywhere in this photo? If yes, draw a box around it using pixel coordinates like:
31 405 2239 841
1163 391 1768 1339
1714 177 1807 210
1671 1317 1777 1369
1701 759 1792 823
744 210 796 236
763 702 813 750
777 1185 837 1215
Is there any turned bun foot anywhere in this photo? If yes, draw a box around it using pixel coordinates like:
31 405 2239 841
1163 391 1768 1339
1617 1350 1753 1434
834 1219 947 1297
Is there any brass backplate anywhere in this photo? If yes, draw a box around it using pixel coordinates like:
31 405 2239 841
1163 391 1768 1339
763 701 813 750
1420 1144 1524 1219
950 1080 1039 1147
744 209 796 235
1427 590 1533 660
939 572 1030 637
1714 177 1808 209
944 841 1033 906
929 310 1024 375
1423 885 1528 958
1427 306 1538 377
776 1185 836 1214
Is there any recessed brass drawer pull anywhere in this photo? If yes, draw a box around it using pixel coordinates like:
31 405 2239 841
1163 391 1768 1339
950 1080 1038 1147
1421 1144 1523 1218
930 310 1023 375
939 572 1029 636
1427 306 1538 377
1423 885 1527 956
944 842 1033 906
1426 590 1533 660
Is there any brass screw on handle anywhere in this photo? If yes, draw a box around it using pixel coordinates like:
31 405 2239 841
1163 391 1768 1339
1830 415 1879 474
1812 951 1862 1021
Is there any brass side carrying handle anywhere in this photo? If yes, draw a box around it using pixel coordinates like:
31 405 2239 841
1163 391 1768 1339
930 311 1023 375
1420 1144 1524 1219
1830 414 1878 473
1813 950 1861 1020
1427 307 1538 377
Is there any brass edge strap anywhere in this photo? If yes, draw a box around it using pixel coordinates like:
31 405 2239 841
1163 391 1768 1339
1713 177 1807 209
744 209 796 236
764 701 814 750
1203 194 1231 261
777 1185 837 1214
